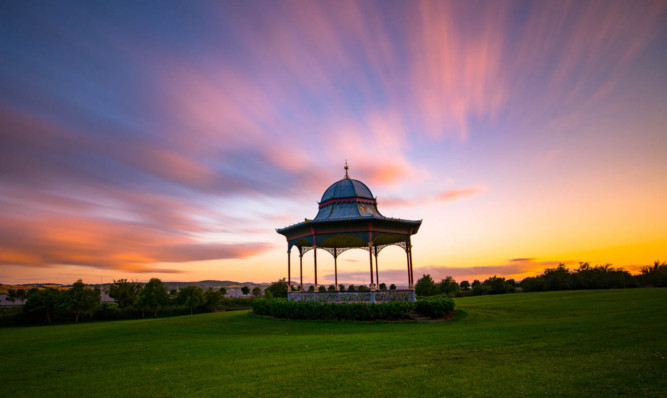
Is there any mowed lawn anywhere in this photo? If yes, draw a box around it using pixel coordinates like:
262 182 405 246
1 289 665 397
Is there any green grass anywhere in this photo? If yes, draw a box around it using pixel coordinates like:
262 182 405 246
1 289 665 397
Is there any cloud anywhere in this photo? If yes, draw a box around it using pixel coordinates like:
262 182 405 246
381 185 486 208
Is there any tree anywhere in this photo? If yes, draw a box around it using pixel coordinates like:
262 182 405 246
308 285 315 292
471 280 481 287
460 280 471 291
252 287 262 297
521 276 546 292
439 276 460 296
357 285 369 292
178 285 205 315
265 279 288 298
389 284 396 290
16 289 26 305
109 279 142 309
638 261 667 287
347 285 355 292
219 287 227 296
241 286 250 296
543 264 572 291
23 288 63 324
318 285 326 292
137 278 168 318
328 285 336 291
482 275 512 294
65 280 101 323
338 284 345 291
203 288 223 312
379 283 387 290
6 289 17 305
415 274 439 297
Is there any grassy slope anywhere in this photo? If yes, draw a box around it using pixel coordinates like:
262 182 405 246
1 289 665 397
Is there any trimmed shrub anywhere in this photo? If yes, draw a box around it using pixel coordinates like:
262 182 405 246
252 298 417 321
415 297 455 318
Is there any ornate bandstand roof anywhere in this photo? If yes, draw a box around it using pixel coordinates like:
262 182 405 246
277 163 421 251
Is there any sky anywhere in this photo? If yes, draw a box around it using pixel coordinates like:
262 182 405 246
1 0 666 286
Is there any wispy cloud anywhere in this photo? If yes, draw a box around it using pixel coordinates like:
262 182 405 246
381 185 486 207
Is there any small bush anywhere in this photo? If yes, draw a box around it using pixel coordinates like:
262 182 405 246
415 297 455 318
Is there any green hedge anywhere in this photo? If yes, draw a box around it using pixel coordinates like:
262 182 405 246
253 297 455 320
416 297 455 318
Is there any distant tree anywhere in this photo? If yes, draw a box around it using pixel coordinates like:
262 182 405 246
438 276 460 296
137 278 169 318
328 285 336 291
219 287 227 296
338 284 345 291
252 287 262 297
169 289 178 303
24 288 63 324
358 285 369 292
65 280 101 323
241 286 250 296
379 283 387 290
6 289 17 305
308 285 315 292
347 285 355 292
460 280 471 291
638 261 667 287
415 274 439 297
16 289 26 305
318 285 326 292
520 276 546 292
543 264 572 291
109 279 143 309
265 279 288 298
178 285 205 314
482 275 513 295
389 284 396 290
471 283 491 296
203 288 223 312
471 280 481 287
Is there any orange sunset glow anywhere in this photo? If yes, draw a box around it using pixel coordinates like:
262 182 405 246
1 1 666 285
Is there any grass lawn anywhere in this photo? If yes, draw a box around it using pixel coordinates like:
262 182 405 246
1 289 665 397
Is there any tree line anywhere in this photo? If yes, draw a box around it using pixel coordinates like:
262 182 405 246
415 261 667 297
5 278 253 325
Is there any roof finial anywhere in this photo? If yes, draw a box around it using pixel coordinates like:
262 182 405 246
344 160 349 179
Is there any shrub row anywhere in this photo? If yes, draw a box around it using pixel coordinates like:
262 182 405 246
252 297 455 320
416 297 455 318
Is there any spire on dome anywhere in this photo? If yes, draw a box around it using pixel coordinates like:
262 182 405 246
344 160 349 179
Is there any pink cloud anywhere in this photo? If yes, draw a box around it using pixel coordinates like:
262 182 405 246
381 185 486 208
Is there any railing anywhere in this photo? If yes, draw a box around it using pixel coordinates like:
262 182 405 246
287 289 415 303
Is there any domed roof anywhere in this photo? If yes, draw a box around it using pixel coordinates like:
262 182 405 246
320 178 374 203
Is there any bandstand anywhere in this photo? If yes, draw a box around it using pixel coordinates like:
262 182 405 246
276 163 422 303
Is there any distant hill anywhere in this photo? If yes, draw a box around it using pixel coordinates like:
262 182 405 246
159 280 271 291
